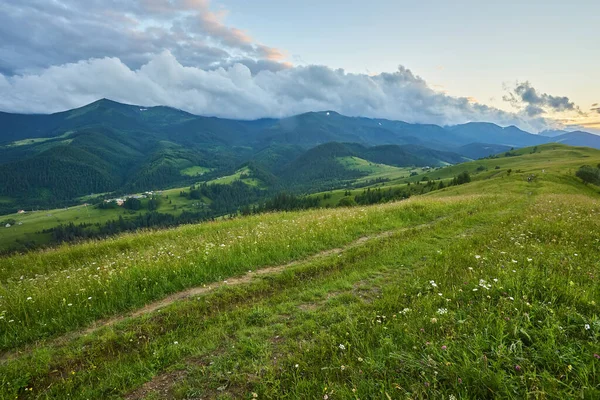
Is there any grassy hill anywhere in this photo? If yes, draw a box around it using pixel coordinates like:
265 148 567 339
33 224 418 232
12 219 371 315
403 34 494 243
4 99 599 215
0 143 599 399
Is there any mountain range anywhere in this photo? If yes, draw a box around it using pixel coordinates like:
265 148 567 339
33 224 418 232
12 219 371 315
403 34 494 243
1 98 599 212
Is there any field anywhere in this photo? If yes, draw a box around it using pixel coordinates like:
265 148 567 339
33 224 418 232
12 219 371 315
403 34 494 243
337 156 415 182
0 193 210 253
180 166 214 177
0 159 418 252
207 166 263 187
0 144 599 399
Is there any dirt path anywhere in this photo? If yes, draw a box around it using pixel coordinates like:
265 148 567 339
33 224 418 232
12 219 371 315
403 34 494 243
82 229 397 335
2 221 438 363
123 220 443 400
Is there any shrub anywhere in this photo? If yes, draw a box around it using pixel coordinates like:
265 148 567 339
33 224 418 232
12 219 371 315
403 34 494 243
338 197 357 207
576 165 600 185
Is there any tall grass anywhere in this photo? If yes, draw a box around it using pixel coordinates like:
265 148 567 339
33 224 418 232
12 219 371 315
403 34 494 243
0 196 480 350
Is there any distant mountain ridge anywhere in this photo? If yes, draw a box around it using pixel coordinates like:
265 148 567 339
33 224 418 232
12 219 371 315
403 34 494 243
1 98 600 212
2 98 599 149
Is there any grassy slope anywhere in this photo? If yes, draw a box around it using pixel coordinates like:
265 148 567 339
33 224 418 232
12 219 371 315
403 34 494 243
337 156 415 182
206 166 262 187
180 166 213 177
0 194 210 252
0 144 599 399
0 159 406 251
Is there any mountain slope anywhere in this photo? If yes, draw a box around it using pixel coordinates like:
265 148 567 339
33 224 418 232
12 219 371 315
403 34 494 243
2 98 600 211
552 131 600 149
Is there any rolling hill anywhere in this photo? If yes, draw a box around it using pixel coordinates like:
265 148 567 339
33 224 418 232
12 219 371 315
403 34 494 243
1 99 599 213
0 143 599 399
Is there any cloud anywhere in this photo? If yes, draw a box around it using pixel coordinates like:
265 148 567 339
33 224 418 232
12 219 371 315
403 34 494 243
0 51 552 132
503 81 581 117
591 104 600 114
0 0 287 74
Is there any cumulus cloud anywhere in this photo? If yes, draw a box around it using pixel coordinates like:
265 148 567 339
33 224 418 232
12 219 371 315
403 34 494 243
503 81 581 117
0 51 550 132
0 0 287 74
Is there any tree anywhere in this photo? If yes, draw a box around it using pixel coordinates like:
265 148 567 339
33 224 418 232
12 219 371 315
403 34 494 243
338 197 357 207
147 196 161 211
457 171 471 184
123 197 142 210
576 165 600 185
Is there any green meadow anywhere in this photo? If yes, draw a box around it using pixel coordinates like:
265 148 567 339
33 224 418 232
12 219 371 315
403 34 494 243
0 144 599 399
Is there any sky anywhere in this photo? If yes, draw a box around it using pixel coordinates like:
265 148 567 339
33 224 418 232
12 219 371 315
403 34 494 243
0 0 598 133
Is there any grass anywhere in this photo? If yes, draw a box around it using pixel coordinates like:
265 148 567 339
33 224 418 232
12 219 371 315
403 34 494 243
337 157 414 182
0 144 599 399
0 197 468 350
207 166 263 187
0 131 74 148
180 166 213 177
0 191 212 253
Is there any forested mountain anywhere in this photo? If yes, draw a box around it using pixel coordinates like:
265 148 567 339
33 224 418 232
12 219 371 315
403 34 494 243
1 98 598 212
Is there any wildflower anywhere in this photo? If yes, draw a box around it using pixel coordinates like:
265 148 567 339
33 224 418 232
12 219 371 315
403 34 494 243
252 393 258 399
436 308 448 315
512 260 518 263
430 318 438 324
457 378 463 384
324 395 329 400
585 324 591 330
295 364 299 368
357 357 363 362
515 365 522 372
472 288 478 292
87 297 92 300
527 258 533 262
339 344 346 350
430 280 438 288
441 345 447 351
594 353 600 359
67 303 72 306
174 341 179 345
26 297 32 301
475 255 481 259
340 365 346 371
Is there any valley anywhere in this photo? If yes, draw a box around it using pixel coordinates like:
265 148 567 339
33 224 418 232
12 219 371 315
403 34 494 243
3 99 598 255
